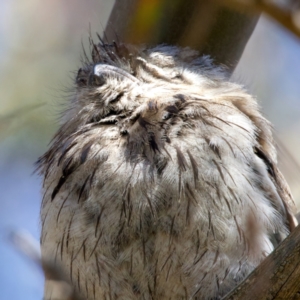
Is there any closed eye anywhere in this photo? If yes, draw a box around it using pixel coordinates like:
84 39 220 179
109 92 124 104
98 109 128 125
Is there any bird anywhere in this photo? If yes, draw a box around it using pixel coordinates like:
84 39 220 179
37 41 298 300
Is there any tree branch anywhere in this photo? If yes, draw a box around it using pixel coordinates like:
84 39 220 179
224 224 300 299
220 0 300 38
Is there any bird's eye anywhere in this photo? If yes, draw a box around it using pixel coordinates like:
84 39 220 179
110 92 124 104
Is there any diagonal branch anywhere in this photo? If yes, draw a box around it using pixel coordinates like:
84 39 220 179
223 224 300 299
219 0 300 38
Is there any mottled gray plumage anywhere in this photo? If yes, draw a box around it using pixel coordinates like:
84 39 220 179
38 42 297 300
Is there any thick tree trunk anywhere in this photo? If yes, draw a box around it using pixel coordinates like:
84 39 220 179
104 0 259 72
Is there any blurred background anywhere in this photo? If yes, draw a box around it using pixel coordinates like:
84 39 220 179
0 0 299 299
